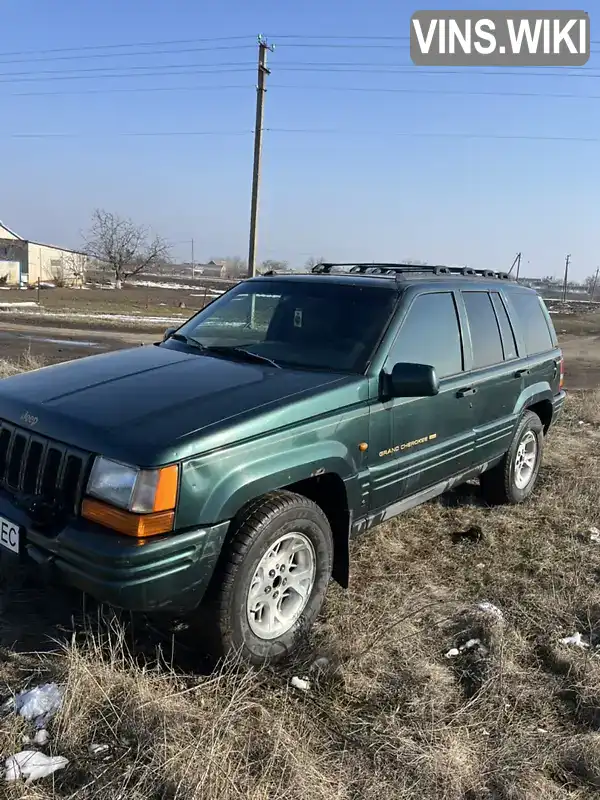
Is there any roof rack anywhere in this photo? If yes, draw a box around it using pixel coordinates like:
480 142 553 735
310 262 512 281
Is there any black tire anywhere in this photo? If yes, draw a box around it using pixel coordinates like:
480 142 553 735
480 410 544 505
203 490 333 665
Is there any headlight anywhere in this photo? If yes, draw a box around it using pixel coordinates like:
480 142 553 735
86 457 179 513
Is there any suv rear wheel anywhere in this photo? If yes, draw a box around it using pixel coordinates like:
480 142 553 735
205 491 333 665
480 410 544 505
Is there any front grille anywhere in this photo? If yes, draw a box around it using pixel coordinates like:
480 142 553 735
0 420 90 515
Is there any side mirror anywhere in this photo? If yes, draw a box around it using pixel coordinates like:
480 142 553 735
387 362 439 398
163 327 177 342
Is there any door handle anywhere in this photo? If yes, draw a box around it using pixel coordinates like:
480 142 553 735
514 368 530 378
457 386 477 398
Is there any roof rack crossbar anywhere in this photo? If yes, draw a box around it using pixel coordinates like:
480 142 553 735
309 262 514 281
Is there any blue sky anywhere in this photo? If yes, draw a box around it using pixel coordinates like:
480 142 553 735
1 0 598 278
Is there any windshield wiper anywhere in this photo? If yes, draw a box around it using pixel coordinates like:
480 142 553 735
204 346 282 369
167 333 206 350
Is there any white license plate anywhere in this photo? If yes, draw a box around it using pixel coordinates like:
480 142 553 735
0 516 19 554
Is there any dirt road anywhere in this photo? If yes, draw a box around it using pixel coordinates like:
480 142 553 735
0 321 158 365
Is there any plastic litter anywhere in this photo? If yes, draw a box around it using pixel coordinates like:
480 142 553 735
477 601 503 620
5 751 68 783
14 683 63 728
89 743 110 756
33 729 49 746
290 676 310 691
445 638 488 658
559 632 589 649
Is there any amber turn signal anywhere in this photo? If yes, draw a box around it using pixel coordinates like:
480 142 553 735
152 464 179 512
82 498 174 538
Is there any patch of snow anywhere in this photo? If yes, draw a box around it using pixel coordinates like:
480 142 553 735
0 301 39 308
0 309 188 325
589 527 600 543
290 676 310 691
559 632 589 649
5 751 68 783
14 683 63 727
128 280 225 292
445 647 460 659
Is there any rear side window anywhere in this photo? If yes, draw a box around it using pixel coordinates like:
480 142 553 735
387 292 463 378
462 291 504 369
490 292 518 360
509 292 554 355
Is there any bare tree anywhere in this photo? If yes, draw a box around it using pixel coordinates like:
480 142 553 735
304 256 328 270
584 272 599 296
401 257 430 265
222 256 247 278
62 252 88 287
260 259 288 273
83 209 170 288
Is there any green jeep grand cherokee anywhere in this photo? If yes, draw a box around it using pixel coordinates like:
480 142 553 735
0 263 565 663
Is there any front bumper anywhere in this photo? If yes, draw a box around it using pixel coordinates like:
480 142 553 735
0 491 230 613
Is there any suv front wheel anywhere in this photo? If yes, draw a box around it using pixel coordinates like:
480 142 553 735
480 410 544 505
206 491 333 665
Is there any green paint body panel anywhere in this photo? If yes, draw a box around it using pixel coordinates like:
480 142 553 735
0 273 565 613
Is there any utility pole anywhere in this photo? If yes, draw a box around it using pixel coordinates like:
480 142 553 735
247 35 274 278
590 267 599 301
562 254 571 302
508 252 521 278
191 238 195 280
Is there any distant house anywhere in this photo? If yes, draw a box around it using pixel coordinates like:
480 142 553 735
0 221 89 286
197 260 228 278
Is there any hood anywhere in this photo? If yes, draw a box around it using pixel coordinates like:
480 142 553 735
0 343 360 464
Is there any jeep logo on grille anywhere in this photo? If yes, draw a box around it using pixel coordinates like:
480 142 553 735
20 411 38 427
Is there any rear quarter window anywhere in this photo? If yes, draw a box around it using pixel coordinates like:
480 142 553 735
462 291 504 369
508 291 556 355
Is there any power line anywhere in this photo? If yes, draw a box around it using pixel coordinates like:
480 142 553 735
9 81 600 101
5 63 600 86
5 58 600 79
6 130 253 138
0 35 255 58
0 44 257 66
6 83 254 97
6 129 600 143
266 129 600 143
0 66 255 84
0 60 257 79
269 83 600 100
276 65 600 78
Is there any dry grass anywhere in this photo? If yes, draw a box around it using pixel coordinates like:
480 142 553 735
0 377 599 798
0 350 44 379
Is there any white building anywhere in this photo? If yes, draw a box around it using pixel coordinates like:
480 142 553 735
0 221 89 286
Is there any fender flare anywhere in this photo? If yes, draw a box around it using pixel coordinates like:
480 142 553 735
199 441 356 525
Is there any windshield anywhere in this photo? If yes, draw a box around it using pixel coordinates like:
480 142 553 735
173 279 397 372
